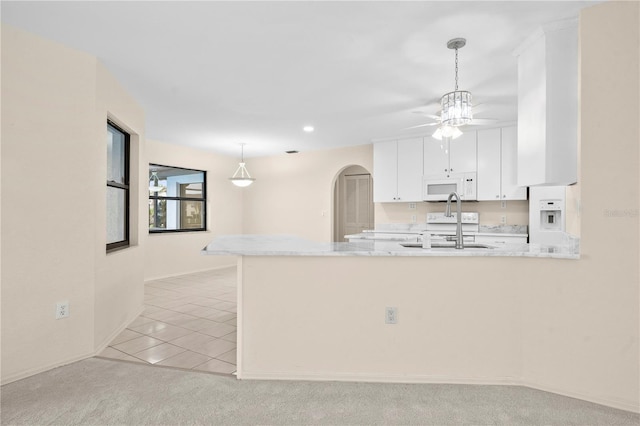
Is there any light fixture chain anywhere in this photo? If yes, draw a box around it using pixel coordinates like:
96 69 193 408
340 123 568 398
454 47 459 91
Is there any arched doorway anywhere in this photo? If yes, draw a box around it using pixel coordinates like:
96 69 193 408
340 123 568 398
332 165 374 242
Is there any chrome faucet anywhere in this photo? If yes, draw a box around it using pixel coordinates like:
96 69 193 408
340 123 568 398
445 192 464 249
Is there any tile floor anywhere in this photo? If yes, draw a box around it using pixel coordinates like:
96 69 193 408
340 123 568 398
97 267 238 375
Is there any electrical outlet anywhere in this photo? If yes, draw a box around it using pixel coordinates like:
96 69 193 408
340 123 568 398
500 215 507 225
411 214 417 223
501 200 507 209
408 203 417 210
56 301 69 319
385 307 398 324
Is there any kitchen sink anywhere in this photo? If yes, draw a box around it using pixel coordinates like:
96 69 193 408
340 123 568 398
400 242 493 249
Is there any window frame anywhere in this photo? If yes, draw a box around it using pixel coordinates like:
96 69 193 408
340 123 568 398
106 120 131 252
148 163 207 233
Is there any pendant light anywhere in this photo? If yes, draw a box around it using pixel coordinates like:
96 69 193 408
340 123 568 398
149 170 164 192
229 144 255 187
440 38 473 127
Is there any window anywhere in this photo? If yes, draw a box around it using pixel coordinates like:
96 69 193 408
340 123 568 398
107 121 130 251
149 164 206 232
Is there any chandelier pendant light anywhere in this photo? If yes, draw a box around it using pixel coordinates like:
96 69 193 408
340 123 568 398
229 144 255 187
440 38 473 127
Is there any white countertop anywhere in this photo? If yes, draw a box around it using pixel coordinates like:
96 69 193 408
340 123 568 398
202 235 579 259
345 231 528 239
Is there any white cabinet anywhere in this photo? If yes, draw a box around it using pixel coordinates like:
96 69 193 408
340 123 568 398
373 141 398 202
514 18 578 186
423 138 449 175
373 138 423 202
423 131 477 177
477 127 527 201
501 127 526 200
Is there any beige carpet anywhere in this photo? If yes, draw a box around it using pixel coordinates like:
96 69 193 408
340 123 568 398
1 357 638 425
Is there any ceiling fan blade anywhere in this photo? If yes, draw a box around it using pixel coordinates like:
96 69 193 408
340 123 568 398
470 118 498 125
401 122 439 130
411 111 441 120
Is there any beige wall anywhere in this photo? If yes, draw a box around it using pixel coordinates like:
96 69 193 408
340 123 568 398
1 26 146 382
238 1 639 412
243 144 373 242
144 140 242 280
240 256 522 382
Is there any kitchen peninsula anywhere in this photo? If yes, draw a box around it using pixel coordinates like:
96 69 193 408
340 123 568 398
202 234 580 385
203 234 579 259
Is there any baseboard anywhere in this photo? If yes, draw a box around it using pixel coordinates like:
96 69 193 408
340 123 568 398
1 351 95 386
522 379 640 414
237 370 519 386
144 264 236 282
93 306 145 355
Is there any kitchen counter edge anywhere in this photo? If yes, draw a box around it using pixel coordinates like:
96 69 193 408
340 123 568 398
202 235 579 260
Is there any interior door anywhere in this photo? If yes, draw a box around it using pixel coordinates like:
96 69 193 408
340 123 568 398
343 174 373 238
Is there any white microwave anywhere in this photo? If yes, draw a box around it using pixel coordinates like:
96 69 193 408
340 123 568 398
423 172 477 201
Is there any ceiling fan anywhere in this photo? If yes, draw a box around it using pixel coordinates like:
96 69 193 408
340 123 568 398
403 37 497 140
403 110 498 139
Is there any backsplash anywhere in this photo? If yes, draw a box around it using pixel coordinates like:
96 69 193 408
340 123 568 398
374 200 529 227
478 225 528 234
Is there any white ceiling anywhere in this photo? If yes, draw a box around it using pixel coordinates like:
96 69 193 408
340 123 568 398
2 1 599 158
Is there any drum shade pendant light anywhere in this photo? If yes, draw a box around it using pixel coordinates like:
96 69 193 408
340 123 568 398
229 144 255 187
440 38 473 127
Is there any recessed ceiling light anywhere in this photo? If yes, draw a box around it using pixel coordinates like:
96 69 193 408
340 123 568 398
303 126 314 133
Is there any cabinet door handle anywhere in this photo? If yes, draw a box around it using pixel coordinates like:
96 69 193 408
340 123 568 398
496 195 499 199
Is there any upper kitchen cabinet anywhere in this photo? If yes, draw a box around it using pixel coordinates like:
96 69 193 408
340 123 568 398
514 18 578 186
373 138 423 203
477 127 527 201
423 131 477 177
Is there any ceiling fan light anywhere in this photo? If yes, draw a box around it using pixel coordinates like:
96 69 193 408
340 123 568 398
432 125 462 140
